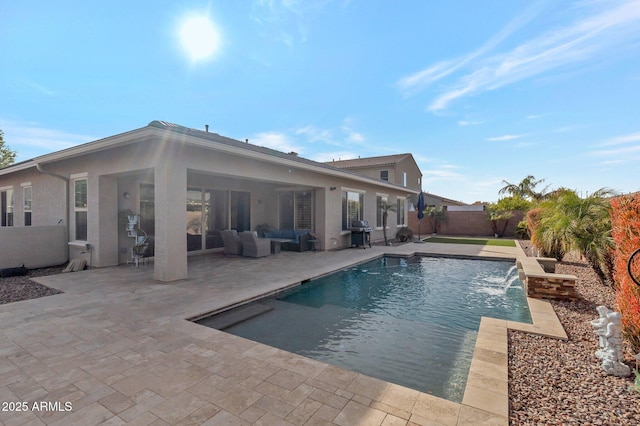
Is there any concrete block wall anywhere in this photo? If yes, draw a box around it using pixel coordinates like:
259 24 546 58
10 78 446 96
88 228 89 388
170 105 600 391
408 210 526 237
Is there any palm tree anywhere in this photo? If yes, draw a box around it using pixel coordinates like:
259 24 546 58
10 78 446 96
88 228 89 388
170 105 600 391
499 175 549 201
530 188 617 284
378 199 397 245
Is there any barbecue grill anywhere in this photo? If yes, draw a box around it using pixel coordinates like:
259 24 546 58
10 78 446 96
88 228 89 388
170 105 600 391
348 220 372 249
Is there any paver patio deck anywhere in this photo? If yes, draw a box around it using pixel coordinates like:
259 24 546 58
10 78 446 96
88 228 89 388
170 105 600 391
0 242 565 425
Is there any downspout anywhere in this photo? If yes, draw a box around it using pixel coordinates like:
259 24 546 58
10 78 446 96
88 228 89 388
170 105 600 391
35 163 70 243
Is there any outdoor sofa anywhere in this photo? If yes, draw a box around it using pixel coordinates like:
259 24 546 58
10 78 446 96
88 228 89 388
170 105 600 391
263 229 312 252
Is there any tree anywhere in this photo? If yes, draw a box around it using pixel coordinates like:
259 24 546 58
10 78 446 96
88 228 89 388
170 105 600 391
378 199 396 245
0 129 16 168
425 206 447 234
486 196 531 238
486 205 512 237
499 175 549 201
529 188 617 284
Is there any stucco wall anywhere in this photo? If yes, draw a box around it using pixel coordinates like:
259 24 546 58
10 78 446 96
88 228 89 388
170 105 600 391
0 226 67 269
0 167 67 227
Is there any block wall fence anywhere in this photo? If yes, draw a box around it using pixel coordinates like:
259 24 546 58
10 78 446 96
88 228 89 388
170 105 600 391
407 209 526 238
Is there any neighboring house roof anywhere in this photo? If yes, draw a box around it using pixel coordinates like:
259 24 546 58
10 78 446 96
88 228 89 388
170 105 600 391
423 192 468 206
0 121 418 194
325 154 413 169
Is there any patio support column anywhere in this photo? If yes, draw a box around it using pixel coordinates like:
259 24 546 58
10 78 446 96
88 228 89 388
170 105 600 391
94 175 119 267
153 163 187 282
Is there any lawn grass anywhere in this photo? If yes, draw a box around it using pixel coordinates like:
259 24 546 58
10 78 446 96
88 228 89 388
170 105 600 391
424 236 516 247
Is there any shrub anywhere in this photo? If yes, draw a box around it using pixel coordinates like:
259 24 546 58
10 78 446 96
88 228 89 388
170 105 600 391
527 207 565 260
515 219 530 239
396 227 413 242
611 193 640 353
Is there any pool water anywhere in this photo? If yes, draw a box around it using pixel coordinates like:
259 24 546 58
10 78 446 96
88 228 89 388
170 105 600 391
197 256 531 402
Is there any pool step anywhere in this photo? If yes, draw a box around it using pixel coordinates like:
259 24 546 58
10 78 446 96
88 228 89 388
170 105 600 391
196 303 273 330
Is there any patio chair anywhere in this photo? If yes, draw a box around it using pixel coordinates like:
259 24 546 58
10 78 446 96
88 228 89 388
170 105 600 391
220 229 243 256
239 231 271 258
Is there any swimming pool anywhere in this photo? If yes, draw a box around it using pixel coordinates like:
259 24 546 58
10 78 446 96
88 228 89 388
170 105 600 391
196 256 531 402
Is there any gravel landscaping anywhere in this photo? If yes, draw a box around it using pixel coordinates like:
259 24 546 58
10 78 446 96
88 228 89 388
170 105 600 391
511 242 640 425
0 266 64 305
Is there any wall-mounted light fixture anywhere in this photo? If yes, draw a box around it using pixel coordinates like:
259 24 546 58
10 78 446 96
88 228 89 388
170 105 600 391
123 192 131 199
329 186 337 191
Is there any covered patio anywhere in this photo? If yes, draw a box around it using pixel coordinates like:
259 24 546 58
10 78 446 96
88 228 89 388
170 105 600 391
0 241 565 425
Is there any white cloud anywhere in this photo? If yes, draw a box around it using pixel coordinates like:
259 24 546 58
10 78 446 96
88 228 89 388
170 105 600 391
422 164 465 182
486 134 525 141
295 125 334 144
0 119 95 161
250 131 303 154
341 118 366 144
589 144 640 157
397 0 548 96
28 81 55 96
458 120 483 126
251 0 338 45
602 131 640 146
312 151 358 163
401 0 640 112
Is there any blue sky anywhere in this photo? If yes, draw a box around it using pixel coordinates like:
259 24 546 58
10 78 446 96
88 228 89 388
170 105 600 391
1 0 639 203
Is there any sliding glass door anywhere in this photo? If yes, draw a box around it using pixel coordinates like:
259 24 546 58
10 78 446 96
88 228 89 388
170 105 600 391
187 188 250 252
205 189 228 249
187 189 204 251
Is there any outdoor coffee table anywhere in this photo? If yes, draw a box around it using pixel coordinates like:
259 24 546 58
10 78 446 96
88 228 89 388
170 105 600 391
268 238 291 254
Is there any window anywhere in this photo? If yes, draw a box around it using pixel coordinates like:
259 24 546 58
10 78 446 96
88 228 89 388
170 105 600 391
295 191 313 230
402 172 407 187
279 190 314 230
1 188 14 227
376 195 388 228
397 198 405 226
342 191 363 230
380 170 389 181
74 179 88 240
23 186 32 226
139 184 155 238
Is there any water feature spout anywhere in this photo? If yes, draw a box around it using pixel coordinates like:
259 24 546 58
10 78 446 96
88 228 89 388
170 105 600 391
504 265 520 292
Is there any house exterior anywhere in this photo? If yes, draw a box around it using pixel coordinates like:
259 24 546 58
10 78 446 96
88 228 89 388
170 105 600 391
0 121 419 282
326 154 422 192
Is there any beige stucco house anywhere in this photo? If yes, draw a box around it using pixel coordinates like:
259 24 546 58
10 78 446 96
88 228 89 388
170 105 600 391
0 121 419 282
326 154 422 192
